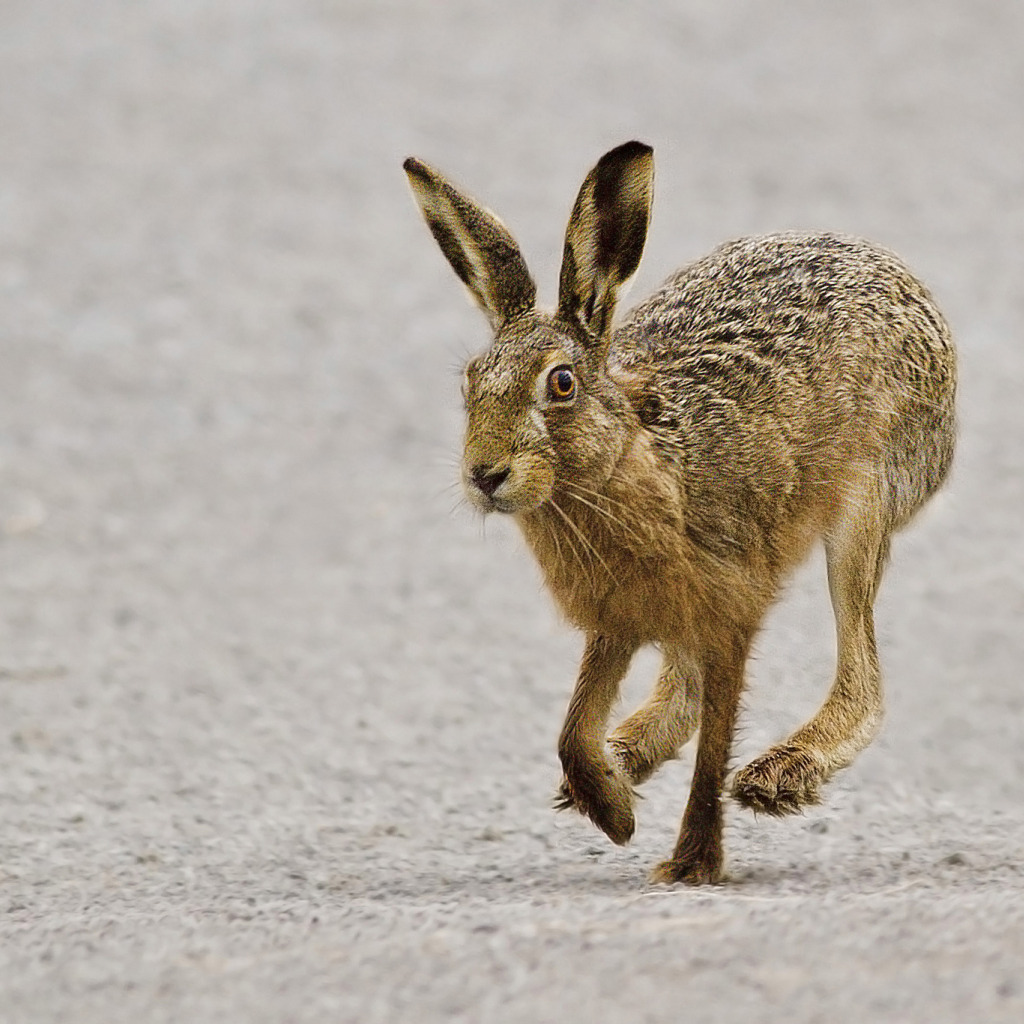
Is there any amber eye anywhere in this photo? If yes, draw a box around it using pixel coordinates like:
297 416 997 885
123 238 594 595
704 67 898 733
547 366 576 402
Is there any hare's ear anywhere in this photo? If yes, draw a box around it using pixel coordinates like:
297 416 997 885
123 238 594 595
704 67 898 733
403 157 536 326
557 141 654 351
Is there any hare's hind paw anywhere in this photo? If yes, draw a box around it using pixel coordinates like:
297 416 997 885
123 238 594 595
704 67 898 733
732 744 823 816
607 736 657 786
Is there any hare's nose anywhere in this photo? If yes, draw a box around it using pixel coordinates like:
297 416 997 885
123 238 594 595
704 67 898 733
471 465 510 497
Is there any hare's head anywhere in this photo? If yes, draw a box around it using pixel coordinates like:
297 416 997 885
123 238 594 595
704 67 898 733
404 142 654 514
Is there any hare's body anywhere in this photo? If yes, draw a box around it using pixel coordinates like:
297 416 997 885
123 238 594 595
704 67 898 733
524 232 954 639
405 144 956 884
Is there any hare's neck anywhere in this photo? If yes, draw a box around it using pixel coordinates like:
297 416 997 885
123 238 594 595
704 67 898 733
516 432 691 630
516 496 620 628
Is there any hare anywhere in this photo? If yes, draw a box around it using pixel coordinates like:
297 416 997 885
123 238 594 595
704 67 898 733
403 141 956 884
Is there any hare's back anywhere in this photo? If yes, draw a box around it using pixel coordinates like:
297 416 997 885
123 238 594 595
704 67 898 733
615 231 953 427
620 231 947 366
612 232 955 546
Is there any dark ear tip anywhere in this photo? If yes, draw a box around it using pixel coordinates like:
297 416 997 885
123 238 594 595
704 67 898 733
594 141 654 182
605 140 653 163
403 156 427 179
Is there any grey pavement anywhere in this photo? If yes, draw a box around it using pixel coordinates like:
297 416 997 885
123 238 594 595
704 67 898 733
1 2 1023 1021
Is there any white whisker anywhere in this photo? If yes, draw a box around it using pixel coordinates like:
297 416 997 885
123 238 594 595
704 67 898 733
561 484 647 548
549 498 614 583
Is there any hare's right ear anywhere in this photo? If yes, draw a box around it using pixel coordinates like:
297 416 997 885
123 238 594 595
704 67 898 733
403 157 536 326
557 141 654 350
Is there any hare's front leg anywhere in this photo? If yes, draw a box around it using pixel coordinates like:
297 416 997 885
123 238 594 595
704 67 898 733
609 646 702 785
650 640 748 885
557 633 639 845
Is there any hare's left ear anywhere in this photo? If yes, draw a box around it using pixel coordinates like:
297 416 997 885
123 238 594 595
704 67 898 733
403 157 536 327
557 141 654 352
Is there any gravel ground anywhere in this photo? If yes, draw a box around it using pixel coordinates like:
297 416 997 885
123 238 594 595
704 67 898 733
1 2 1023 1021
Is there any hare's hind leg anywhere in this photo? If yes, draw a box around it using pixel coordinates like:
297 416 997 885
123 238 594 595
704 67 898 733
732 504 890 816
608 647 702 785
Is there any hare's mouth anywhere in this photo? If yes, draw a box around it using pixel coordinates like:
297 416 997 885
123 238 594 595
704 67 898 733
480 496 528 515
462 463 552 515
465 485 545 516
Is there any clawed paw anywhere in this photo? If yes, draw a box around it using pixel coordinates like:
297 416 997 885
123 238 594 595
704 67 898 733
648 854 722 886
554 766 636 846
732 744 823 816
553 776 576 812
607 736 656 786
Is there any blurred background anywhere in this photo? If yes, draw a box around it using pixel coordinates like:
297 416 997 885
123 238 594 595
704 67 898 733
1 2 1022 1021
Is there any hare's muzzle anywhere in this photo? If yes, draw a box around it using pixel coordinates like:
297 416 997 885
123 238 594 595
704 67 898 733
462 450 555 515
469 464 510 500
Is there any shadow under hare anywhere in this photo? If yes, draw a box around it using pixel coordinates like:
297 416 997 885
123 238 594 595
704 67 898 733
404 141 956 885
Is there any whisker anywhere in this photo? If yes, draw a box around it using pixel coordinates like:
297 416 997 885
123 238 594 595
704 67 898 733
434 480 466 502
561 485 647 547
549 498 614 582
544 502 591 587
566 479 662 518
536 505 565 568
560 480 629 506
548 516 565 568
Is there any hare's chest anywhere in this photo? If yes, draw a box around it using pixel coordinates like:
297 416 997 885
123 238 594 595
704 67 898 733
532 531 705 645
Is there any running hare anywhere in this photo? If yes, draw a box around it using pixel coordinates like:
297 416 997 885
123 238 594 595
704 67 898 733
403 141 956 884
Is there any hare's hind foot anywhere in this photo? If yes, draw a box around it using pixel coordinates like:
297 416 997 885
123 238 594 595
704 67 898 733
607 696 698 786
606 649 702 786
608 735 660 786
731 744 825 815
554 763 636 845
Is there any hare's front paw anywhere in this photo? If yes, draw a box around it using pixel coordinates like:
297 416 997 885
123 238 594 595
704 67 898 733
732 744 823 816
555 761 635 845
649 856 722 886
649 833 723 886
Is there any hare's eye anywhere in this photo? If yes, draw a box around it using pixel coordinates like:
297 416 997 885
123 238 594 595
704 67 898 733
547 366 576 402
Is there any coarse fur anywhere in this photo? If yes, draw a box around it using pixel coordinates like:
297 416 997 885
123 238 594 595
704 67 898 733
403 142 956 885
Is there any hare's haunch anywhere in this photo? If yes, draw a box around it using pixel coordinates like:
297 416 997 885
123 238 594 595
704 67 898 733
404 142 956 885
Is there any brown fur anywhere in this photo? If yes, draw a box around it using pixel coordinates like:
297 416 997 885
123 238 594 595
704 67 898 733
404 143 956 885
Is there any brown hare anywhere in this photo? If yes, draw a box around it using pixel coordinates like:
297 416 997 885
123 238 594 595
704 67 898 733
403 141 956 885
